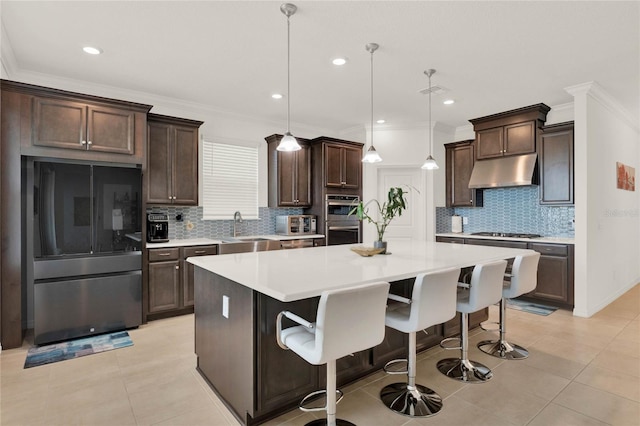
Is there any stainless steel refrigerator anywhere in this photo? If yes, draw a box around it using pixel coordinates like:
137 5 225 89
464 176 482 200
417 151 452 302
29 159 143 345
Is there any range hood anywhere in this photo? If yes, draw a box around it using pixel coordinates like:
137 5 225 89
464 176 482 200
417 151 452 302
468 153 538 189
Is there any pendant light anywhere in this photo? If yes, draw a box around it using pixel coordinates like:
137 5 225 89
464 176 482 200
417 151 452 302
362 43 382 163
421 69 439 170
277 3 301 152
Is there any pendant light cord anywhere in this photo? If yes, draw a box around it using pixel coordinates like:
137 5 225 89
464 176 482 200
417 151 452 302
428 71 432 155
370 47 374 149
287 15 291 134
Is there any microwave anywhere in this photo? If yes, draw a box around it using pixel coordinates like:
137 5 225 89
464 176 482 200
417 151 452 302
276 215 317 235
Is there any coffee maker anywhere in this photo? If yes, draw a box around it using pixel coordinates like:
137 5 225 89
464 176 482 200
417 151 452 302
147 213 169 243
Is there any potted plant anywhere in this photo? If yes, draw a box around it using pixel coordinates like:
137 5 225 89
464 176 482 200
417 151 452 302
349 186 409 253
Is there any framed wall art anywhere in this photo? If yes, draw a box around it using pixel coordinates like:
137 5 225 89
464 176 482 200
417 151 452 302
616 162 635 191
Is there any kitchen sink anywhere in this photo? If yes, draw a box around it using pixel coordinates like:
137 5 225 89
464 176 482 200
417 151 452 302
218 239 281 255
221 237 269 243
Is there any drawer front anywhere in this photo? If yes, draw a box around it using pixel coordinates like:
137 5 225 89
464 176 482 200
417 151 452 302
436 236 465 244
183 245 218 257
148 247 180 262
529 243 568 256
465 239 529 249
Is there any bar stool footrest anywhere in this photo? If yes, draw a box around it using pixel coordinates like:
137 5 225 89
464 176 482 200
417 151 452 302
380 382 443 417
479 321 500 332
299 389 344 412
383 358 408 375
439 337 462 350
477 339 529 360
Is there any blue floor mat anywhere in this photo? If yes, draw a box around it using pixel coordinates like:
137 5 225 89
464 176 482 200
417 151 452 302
24 331 133 369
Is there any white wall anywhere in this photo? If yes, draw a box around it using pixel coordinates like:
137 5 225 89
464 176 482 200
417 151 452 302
567 82 640 317
357 122 456 242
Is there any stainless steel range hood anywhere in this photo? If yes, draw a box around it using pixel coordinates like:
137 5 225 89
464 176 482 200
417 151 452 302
468 153 538 188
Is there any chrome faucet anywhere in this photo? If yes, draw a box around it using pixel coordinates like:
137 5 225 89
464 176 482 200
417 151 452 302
233 211 243 237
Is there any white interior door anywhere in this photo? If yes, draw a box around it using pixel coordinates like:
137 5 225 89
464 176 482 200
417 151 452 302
376 167 424 242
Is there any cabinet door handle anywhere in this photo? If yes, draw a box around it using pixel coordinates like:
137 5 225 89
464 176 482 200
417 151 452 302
158 252 172 256
80 140 87 146
194 250 206 254
87 140 92 146
175 265 179 270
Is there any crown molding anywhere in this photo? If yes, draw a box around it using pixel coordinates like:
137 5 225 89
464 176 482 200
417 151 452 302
565 81 639 132
4 66 332 137
0 20 18 78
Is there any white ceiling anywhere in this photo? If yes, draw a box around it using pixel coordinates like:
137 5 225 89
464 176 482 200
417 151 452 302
1 1 638 133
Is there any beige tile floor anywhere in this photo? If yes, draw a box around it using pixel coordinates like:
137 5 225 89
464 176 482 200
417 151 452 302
1 284 638 426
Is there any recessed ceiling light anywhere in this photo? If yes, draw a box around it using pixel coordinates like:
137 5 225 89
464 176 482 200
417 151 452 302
271 93 283 99
332 57 347 66
82 46 103 55
443 99 455 105
376 119 385 124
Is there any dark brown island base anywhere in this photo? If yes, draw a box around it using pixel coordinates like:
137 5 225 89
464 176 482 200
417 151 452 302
189 242 532 425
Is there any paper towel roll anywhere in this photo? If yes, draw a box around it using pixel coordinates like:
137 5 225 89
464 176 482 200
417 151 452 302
451 215 462 233
112 209 123 231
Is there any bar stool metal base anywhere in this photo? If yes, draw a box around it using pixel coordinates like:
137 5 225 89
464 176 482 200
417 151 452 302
380 383 443 417
436 358 493 383
477 339 529 360
305 419 355 426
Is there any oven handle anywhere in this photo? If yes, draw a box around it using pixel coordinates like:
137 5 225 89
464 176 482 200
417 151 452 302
327 201 357 207
327 226 359 231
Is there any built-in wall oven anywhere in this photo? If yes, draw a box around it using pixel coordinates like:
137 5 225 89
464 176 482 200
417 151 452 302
325 194 361 246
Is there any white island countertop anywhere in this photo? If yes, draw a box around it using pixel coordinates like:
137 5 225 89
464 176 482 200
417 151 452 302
188 241 534 302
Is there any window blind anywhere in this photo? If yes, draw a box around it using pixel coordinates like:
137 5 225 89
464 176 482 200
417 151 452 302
201 140 259 220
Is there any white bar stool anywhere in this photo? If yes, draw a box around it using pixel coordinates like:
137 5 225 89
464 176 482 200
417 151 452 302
379 268 460 417
477 252 541 359
276 282 390 426
436 260 507 383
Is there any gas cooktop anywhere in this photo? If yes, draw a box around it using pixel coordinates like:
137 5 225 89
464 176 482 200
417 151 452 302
471 232 542 239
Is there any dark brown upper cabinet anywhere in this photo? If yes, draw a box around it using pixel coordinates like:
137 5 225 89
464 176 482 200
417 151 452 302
445 140 483 207
4 80 150 164
313 138 363 190
538 121 574 205
33 97 137 155
470 103 550 160
146 113 203 205
265 134 312 208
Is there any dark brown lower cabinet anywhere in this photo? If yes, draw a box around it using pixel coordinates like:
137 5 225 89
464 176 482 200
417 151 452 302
148 245 217 321
148 248 181 313
525 243 574 307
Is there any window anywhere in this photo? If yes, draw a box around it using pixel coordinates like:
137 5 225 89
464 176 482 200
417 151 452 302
201 140 259 220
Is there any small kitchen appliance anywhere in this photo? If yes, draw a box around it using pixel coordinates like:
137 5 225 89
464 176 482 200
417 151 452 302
451 215 463 233
276 215 316 236
147 213 169 242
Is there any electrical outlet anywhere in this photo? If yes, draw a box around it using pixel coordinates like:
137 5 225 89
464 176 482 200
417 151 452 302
222 295 229 318
570 218 575 230
463 217 469 225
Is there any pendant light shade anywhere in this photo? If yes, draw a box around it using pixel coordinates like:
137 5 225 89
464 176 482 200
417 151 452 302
421 69 439 170
362 43 382 163
277 3 301 152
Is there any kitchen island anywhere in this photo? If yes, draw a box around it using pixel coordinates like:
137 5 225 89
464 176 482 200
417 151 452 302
188 241 533 425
